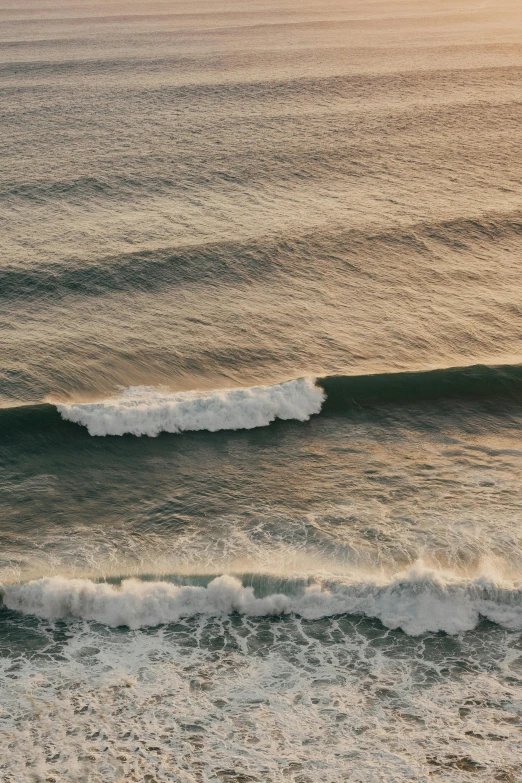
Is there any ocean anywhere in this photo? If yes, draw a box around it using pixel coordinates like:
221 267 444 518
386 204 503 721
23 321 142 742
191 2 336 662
2 0 522 780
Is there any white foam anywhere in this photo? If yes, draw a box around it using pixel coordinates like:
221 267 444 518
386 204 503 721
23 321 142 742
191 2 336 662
4 565 522 635
56 378 325 437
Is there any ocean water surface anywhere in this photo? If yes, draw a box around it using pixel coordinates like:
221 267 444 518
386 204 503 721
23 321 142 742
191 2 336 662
2 0 522 780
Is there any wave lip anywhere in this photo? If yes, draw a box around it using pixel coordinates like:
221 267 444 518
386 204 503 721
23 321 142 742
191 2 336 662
56 378 325 437
3 566 522 635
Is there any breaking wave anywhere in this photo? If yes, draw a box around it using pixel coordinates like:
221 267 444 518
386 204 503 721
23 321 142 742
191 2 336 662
3 361 522 439
3 565 522 635
56 378 324 437
54 362 522 437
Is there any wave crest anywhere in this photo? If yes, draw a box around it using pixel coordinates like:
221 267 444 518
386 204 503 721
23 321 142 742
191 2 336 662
3 566 522 635
56 378 324 437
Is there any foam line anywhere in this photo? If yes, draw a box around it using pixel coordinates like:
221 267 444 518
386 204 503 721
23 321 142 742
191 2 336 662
56 378 325 437
3 566 522 635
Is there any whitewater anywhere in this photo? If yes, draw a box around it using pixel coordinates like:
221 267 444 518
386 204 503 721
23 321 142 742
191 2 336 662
56 378 325 436
4 565 522 635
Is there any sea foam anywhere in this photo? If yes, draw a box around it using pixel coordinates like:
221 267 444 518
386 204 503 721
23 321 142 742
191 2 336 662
3 566 522 635
56 378 325 437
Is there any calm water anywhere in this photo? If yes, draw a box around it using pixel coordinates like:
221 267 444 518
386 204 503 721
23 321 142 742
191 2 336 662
2 1 522 780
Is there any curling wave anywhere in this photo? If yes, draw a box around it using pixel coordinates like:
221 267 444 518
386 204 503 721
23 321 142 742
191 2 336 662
3 565 522 635
56 378 325 437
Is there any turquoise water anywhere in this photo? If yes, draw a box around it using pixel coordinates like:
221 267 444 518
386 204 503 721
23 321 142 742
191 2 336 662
2 0 522 780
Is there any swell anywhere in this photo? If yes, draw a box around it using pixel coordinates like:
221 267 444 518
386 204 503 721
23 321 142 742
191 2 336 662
2 94 520 212
3 565 522 635
2 210 522 304
2 363 522 439
3 62 519 98
0 236 290 303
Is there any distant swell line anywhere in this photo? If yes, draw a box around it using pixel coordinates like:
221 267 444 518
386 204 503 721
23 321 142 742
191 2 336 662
3 565 522 635
2 210 522 303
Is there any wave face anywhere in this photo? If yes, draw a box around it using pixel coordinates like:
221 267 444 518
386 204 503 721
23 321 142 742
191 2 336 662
4 566 522 635
56 379 325 437
319 362 522 409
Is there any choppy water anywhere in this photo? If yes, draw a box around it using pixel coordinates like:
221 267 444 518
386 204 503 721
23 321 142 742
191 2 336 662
2 0 522 781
